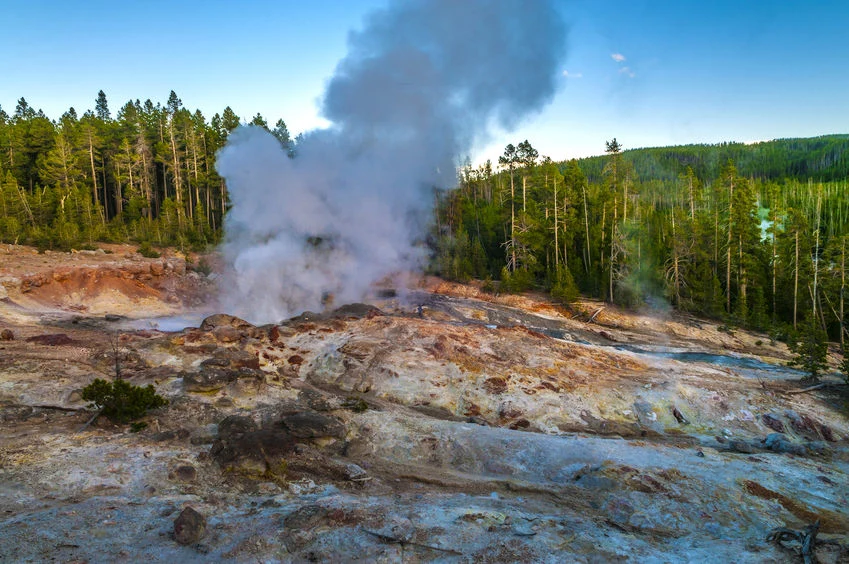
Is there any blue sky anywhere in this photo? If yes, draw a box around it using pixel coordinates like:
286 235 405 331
3 0 849 162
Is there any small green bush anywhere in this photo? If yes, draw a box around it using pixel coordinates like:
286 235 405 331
500 267 534 294
550 266 579 304
81 378 168 423
137 241 161 259
129 421 148 433
787 319 829 382
192 257 212 276
480 276 496 294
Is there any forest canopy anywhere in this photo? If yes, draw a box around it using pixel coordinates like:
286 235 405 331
0 91 293 251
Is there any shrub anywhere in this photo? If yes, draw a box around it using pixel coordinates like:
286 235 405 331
480 276 496 294
500 266 534 294
787 319 829 382
81 378 168 423
137 241 161 258
192 257 213 276
550 265 579 304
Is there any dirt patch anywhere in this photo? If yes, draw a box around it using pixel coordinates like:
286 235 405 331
0 244 212 318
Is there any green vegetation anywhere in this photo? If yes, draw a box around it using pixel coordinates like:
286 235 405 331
431 138 849 353
788 317 830 381
81 378 168 423
0 91 294 251
137 241 161 258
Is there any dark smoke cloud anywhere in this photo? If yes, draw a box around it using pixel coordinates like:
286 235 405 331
217 0 566 323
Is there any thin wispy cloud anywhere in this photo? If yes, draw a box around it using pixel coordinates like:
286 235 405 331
618 66 635 78
562 70 583 78
611 53 626 63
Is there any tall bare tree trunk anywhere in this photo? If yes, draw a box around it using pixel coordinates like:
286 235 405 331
583 186 591 273
114 162 123 217
600 204 606 276
812 185 822 319
726 175 733 313
738 234 746 314
553 177 559 268
510 171 516 271
609 197 617 304
623 181 628 224
772 221 777 321
169 122 184 232
794 229 799 330
713 206 719 280
671 209 681 307
88 133 99 206
522 176 526 214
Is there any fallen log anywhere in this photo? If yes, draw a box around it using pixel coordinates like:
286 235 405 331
785 383 828 395
76 409 103 433
588 307 605 324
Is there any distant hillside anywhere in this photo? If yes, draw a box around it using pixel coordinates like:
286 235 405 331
573 134 849 183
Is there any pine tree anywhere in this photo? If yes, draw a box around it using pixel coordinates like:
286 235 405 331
95 90 110 121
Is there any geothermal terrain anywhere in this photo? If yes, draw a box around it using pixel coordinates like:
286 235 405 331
0 243 847 562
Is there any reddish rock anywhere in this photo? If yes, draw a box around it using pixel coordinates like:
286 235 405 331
21 274 48 292
228 350 260 370
820 424 836 442
213 326 242 343
483 377 508 394
762 413 784 433
169 259 186 276
126 262 151 276
184 330 214 344
52 268 72 282
25 333 76 346
0 329 13 341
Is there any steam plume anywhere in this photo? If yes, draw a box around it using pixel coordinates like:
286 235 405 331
217 0 566 323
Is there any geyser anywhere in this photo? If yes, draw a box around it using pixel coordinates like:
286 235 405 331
217 0 567 323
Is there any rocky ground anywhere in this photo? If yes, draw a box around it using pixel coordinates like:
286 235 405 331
0 245 847 562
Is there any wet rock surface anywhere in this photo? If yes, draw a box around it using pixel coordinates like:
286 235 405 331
0 263 848 562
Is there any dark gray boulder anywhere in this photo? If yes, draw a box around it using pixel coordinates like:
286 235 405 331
173 506 206 545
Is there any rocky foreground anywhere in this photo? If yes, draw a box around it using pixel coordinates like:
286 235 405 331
0 248 848 562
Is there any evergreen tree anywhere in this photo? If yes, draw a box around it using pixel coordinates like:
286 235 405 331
95 90 110 121
788 314 829 381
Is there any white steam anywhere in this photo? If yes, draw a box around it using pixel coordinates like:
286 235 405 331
217 0 566 323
